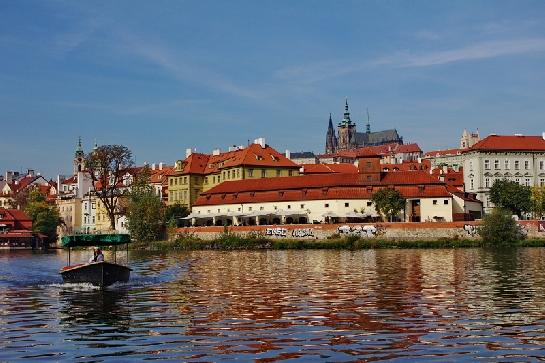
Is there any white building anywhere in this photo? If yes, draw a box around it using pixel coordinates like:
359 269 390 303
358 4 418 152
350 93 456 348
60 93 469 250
190 155 455 225
463 134 545 213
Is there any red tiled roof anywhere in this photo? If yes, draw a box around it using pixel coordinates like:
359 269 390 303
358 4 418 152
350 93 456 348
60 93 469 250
195 184 450 206
175 144 299 176
319 143 422 159
62 175 78 185
194 171 450 206
150 166 175 184
467 134 545 152
424 148 462 157
0 208 32 229
300 163 358 174
381 160 431 172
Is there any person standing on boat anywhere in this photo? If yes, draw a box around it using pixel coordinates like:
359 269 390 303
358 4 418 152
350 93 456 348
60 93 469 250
96 248 104 262
89 248 98 263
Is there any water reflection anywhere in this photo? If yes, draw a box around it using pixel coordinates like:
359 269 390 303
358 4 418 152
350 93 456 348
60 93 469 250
2 249 545 361
59 288 131 334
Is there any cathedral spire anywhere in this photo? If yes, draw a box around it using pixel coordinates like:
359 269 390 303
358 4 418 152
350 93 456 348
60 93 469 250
75 137 84 157
366 108 371 133
342 98 352 125
328 113 333 128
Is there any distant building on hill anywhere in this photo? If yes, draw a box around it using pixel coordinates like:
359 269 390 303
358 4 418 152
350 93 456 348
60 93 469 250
325 99 403 154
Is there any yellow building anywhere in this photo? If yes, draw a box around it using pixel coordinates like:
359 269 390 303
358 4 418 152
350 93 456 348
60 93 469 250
168 142 300 208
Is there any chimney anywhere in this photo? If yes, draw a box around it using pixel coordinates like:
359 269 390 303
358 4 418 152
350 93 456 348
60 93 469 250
151 163 156 170
542 132 545 141
212 148 221 156
254 137 266 148
27 169 35 177
159 162 163 170
185 148 192 158
5 171 13 184
285 150 291 159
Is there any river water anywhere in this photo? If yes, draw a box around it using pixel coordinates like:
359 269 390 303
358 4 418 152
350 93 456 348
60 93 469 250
2 248 545 362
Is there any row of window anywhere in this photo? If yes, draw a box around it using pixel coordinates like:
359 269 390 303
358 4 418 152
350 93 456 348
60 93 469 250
169 176 189 186
470 177 545 190
478 159 545 171
170 190 188 202
484 177 545 188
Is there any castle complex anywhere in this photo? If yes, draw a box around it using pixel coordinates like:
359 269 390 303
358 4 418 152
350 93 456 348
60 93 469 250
325 99 403 154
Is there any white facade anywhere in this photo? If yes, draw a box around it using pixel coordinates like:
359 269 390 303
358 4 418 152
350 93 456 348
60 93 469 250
80 196 97 233
191 196 453 225
463 151 545 212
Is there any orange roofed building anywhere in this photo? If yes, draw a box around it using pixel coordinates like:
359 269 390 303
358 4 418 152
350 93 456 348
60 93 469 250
168 139 300 208
189 154 455 226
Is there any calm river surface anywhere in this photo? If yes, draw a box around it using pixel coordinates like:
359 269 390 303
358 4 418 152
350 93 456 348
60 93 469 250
2 248 545 362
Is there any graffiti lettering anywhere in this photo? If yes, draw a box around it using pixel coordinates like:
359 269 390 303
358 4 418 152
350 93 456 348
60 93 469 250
291 228 315 238
463 224 479 236
266 228 288 237
337 225 380 238
539 221 545 233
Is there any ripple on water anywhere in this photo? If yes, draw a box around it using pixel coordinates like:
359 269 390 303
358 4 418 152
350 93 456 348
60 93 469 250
2 249 545 361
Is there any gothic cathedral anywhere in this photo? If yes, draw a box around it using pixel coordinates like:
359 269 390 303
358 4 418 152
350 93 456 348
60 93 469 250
325 99 403 154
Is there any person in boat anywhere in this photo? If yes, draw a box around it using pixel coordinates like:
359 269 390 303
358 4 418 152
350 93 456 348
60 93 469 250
96 248 104 262
89 248 98 263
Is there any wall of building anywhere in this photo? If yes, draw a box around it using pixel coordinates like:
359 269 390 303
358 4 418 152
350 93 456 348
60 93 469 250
192 196 454 225
463 151 545 212
174 220 545 241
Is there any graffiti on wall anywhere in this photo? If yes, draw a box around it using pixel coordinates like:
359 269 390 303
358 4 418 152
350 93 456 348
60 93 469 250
463 224 479 236
266 228 288 237
291 228 315 238
539 221 545 232
265 227 316 238
337 225 382 237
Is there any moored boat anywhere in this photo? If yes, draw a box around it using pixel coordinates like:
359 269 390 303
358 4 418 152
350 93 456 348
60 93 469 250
59 233 132 288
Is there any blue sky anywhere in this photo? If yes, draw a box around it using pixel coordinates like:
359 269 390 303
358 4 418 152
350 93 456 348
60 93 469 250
1 1 545 177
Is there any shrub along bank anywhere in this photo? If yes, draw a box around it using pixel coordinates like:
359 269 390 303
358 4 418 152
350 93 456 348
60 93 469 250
130 232 545 251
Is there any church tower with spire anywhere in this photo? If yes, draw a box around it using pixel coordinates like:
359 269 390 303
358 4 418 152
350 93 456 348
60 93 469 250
337 98 357 151
325 113 338 154
73 137 85 174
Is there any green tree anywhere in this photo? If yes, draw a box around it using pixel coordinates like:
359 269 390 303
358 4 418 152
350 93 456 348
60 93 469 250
85 144 134 230
531 186 545 219
371 188 406 222
479 207 525 245
25 189 61 243
489 179 531 218
125 167 164 242
164 203 190 227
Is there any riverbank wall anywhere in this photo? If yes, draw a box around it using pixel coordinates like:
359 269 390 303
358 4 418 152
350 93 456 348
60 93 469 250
173 220 545 241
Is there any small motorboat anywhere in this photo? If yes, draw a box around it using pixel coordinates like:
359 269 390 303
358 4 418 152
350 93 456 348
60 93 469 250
60 234 132 288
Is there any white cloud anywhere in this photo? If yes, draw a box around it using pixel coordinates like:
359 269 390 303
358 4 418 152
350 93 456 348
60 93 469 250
382 38 545 67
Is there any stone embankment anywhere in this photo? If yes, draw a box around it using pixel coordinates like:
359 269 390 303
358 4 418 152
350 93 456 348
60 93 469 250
174 220 545 241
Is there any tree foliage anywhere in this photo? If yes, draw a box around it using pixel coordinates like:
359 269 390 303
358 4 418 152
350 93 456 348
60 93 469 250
125 167 164 243
479 207 525 245
531 186 545 218
85 144 134 230
25 189 61 242
371 188 406 222
489 179 531 218
164 203 190 227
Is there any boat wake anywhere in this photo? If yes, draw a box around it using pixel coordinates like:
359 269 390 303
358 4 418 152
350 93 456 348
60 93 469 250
49 282 101 291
